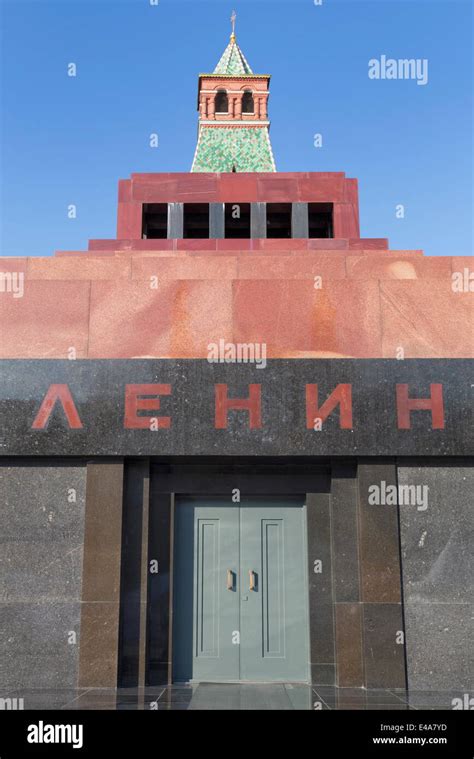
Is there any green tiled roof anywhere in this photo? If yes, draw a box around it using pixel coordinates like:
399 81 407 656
192 126 276 172
213 39 253 76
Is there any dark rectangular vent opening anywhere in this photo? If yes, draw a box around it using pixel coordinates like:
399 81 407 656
225 203 251 238
142 203 168 239
308 203 333 239
183 204 210 239
266 203 292 239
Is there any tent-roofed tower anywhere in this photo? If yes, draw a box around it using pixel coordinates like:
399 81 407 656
191 12 276 172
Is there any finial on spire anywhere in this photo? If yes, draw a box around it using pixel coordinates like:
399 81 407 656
230 10 237 42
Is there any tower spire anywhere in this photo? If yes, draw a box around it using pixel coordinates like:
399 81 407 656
191 15 276 172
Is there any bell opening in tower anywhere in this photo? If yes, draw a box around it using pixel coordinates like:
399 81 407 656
242 91 254 114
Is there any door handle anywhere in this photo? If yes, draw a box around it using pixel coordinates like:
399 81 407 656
249 570 257 591
226 569 234 590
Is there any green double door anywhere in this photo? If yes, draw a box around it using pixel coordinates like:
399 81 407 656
172 497 310 683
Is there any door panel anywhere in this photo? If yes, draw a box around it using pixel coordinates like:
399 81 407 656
195 518 219 657
240 498 310 682
173 499 240 682
261 519 285 658
172 496 309 683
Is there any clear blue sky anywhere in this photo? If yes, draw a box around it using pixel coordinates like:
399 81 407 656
0 0 472 257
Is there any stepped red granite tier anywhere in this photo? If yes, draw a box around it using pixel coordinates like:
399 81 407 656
1 172 472 359
1 249 472 359
116 172 361 240
85 239 390 253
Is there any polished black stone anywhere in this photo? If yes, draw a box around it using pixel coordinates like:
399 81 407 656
3 685 469 710
0 359 472 456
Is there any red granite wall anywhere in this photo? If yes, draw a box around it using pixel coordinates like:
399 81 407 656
1 172 472 360
116 172 361 241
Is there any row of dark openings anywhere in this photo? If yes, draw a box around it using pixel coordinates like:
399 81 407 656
142 203 333 239
215 90 255 114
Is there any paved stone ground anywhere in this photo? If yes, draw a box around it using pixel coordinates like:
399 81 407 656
1 685 470 710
